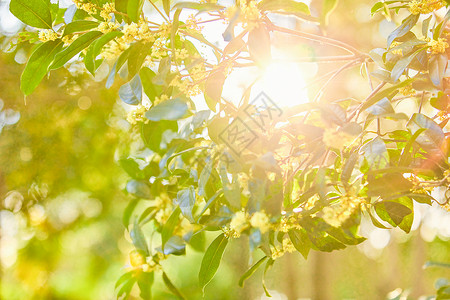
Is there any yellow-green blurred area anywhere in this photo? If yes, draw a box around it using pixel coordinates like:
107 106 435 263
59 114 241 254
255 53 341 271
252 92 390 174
0 43 449 300
0 0 450 299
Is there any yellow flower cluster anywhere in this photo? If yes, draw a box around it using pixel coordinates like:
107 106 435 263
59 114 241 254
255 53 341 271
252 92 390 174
270 238 296 260
129 250 162 272
62 34 77 46
409 0 446 14
100 40 127 60
278 215 301 233
119 19 155 44
126 104 149 125
38 29 58 42
323 129 355 150
390 41 403 55
229 211 249 237
186 14 203 31
250 211 271 233
399 85 416 96
322 196 364 227
224 0 261 30
100 2 115 21
304 195 319 210
73 0 96 14
97 21 119 34
427 38 449 54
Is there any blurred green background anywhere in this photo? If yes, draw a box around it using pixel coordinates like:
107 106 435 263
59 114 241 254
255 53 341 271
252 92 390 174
1 0 449 299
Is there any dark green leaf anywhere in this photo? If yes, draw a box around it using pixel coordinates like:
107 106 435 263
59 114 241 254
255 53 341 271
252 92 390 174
20 39 63 95
9 0 52 29
288 228 311 259
128 41 152 79
50 31 102 69
161 207 181 250
127 0 144 22
85 31 123 74
163 272 185 299
238 256 268 287
63 20 99 36
199 233 228 292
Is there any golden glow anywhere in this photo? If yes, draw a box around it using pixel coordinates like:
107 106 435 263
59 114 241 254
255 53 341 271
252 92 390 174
255 61 310 108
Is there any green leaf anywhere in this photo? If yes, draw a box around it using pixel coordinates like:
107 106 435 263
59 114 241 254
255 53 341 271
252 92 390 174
359 137 389 169
176 187 196 223
262 258 274 297
119 75 142 105
9 0 52 29
248 25 271 67
366 97 395 116
141 120 177 152
258 0 310 16
145 98 188 121
199 233 228 292
161 207 181 250
50 31 102 69
128 41 152 79
85 31 123 75
429 53 448 86
391 48 425 82
387 14 419 47
288 229 311 259
126 180 151 198
20 39 63 95
204 70 226 112
407 113 445 151
360 78 414 111
137 271 154 300
375 199 412 227
106 47 131 88
321 0 338 27
63 20 99 36
173 2 224 12
163 0 171 16
238 256 268 287
139 67 161 102
162 272 185 300
127 0 144 23
131 218 148 253
123 198 139 227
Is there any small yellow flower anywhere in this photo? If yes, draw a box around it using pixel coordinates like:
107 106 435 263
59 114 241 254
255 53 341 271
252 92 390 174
126 104 149 125
409 0 446 15
98 21 119 33
230 211 249 235
38 29 58 42
129 250 146 267
250 211 270 233
427 38 449 54
399 85 416 96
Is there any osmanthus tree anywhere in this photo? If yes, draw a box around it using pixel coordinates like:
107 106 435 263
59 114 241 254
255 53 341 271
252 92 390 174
7 0 450 298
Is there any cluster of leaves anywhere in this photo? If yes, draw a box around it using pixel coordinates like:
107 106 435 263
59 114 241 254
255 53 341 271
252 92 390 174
6 0 450 298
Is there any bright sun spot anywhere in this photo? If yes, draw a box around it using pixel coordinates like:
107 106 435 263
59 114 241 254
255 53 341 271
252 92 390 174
251 61 311 108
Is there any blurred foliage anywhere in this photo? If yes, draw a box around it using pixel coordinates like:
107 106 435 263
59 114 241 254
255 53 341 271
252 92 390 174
1 0 450 299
